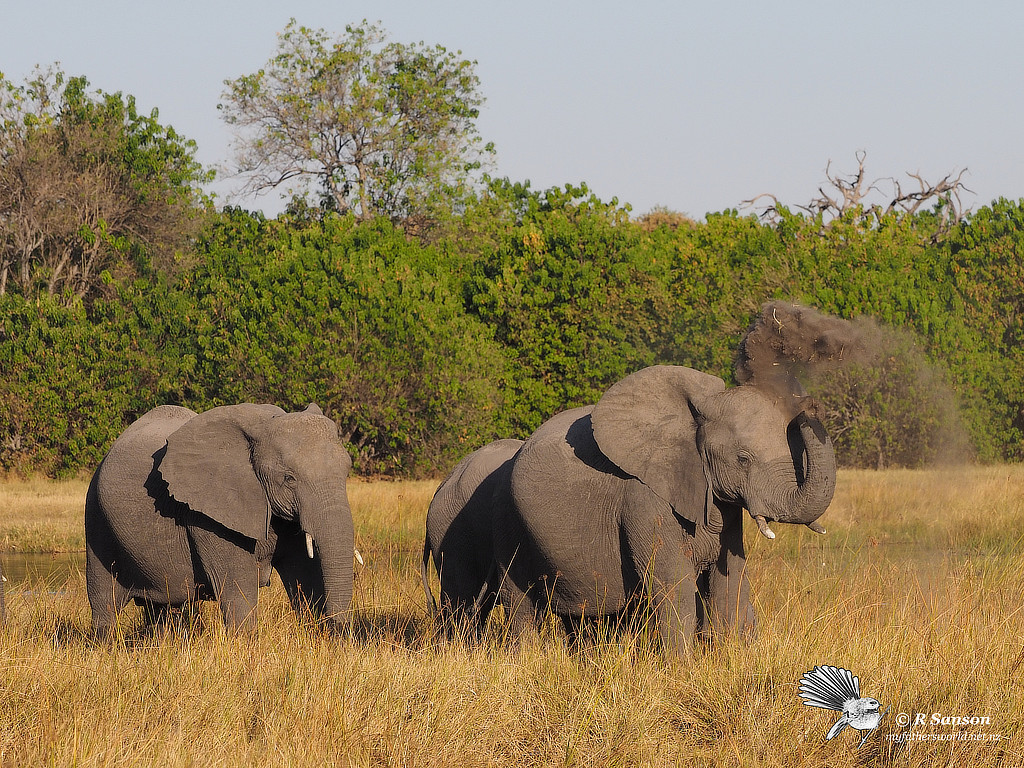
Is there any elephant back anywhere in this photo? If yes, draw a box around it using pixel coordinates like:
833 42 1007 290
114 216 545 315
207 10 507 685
94 406 198 512
507 406 625 549
90 406 199 600
510 407 597 494
503 405 641 614
428 438 524 547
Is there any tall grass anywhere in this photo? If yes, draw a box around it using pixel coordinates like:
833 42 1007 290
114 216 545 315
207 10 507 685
0 474 86 552
1 467 1023 766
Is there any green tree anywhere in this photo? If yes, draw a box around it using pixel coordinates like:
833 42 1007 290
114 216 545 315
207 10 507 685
942 198 1024 460
467 182 669 434
181 210 503 475
220 20 492 224
645 207 795 379
0 67 211 299
0 278 184 475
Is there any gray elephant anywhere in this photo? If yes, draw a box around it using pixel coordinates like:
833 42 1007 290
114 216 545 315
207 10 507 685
492 365 835 655
421 438 523 637
85 402 354 637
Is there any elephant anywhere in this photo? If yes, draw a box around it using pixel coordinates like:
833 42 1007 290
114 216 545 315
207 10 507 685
85 402 354 637
421 438 523 637
492 365 835 655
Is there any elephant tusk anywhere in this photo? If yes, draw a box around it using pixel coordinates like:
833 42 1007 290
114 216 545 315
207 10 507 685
754 515 776 539
306 531 315 559
353 547 364 566
806 521 827 534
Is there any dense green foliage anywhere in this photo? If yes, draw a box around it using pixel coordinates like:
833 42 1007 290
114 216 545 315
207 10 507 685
0 68 210 299
4 178 1024 477
7 37 1023 478
219 20 491 223
0 282 178 475
464 183 665 434
178 210 502 474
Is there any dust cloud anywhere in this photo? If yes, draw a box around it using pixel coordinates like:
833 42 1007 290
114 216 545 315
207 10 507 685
734 300 974 466
734 301 877 418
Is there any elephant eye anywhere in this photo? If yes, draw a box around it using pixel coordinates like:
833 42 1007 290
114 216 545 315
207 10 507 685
283 472 297 487
737 454 751 468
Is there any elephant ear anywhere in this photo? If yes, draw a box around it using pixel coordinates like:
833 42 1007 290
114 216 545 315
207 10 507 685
159 404 286 541
591 365 726 524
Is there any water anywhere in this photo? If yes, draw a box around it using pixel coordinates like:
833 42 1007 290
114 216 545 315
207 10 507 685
1 552 85 590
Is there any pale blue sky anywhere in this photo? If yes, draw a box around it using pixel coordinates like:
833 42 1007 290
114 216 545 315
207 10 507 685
3 0 1022 219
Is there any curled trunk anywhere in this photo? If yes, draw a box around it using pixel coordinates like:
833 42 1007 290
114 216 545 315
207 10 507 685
750 414 837 537
781 413 837 524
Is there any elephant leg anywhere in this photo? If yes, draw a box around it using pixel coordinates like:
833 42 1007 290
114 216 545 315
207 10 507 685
188 526 261 632
560 613 615 648
645 570 698 656
436 558 490 640
142 600 168 627
625 514 698 656
436 571 471 637
86 558 130 638
140 600 191 634
467 563 500 641
705 562 755 640
215 574 260 631
274 547 316 618
85 515 131 639
270 522 324 619
705 518 756 640
495 572 540 646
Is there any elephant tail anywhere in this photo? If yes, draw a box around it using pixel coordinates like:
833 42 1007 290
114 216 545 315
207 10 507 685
421 537 438 620
469 561 499 624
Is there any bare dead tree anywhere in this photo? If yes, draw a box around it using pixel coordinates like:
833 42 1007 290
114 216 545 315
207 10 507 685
800 152 884 218
742 151 972 236
883 167 971 220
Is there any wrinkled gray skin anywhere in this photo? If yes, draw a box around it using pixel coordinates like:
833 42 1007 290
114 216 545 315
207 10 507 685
86 403 354 637
493 365 836 655
422 439 523 637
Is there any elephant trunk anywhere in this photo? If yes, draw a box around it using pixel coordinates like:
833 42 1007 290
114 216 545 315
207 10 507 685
298 489 354 630
750 414 837 538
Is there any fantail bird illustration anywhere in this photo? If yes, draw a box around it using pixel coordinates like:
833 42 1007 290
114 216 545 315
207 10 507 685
798 665 887 748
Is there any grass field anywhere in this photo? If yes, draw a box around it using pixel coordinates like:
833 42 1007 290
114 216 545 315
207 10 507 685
1 468 1023 766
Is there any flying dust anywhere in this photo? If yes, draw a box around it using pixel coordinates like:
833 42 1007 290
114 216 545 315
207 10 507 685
734 300 973 467
734 301 877 419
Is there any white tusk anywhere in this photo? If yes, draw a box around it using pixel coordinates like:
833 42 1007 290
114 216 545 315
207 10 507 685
305 531 315 559
353 548 364 566
806 521 827 534
754 515 776 539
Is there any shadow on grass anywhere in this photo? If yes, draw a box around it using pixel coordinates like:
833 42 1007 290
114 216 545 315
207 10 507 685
350 608 427 649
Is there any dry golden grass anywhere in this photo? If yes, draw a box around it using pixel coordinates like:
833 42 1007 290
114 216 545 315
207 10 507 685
0 475 87 552
2 467 1023 766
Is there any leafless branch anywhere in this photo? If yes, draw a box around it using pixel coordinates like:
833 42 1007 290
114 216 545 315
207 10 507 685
741 151 972 234
739 192 783 221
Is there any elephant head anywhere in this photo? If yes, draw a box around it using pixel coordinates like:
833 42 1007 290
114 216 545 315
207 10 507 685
591 365 835 539
158 403 354 626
